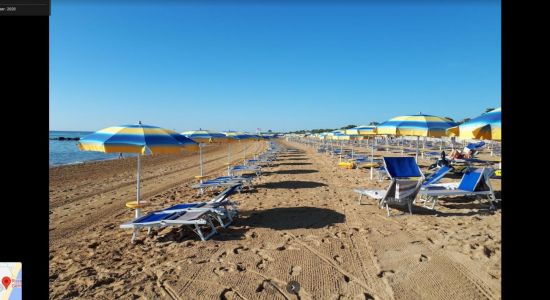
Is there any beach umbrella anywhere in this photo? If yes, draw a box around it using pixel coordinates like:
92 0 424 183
222 131 256 171
447 107 501 141
376 114 457 161
182 130 231 179
78 122 199 218
345 125 376 136
347 126 379 179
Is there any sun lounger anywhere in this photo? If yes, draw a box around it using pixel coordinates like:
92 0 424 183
421 165 452 188
417 167 496 210
120 184 241 243
120 210 218 243
354 157 424 216
162 195 239 229
229 165 262 176
191 176 251 193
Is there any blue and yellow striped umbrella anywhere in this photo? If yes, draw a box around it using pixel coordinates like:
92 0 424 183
182 130 232 178
78 122 199 219
447 107 501 141
222 131 257 168
222 131 255 141
377 114 457 160
182 130 232 144
345 125 377 136
78 123 199 154
376 114 457 137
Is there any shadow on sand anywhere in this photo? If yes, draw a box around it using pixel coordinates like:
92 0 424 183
273 162 312 166
262 169 319 175
154 207 344 242
255 180 327 189
244 206 345 230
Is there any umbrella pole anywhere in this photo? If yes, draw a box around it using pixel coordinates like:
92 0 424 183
340 142 343 162
199 144 204 179
135 154 141 219
415 136 419 162
370 138 375 180
227 144 231 175
422 137 425 158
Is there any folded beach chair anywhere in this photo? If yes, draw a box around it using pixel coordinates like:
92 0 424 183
353 157 424 216
120 184 241 243
417 167 496 210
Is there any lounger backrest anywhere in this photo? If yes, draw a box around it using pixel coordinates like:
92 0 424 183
383 157 423 179
133 210 186 223
457 168 484 192
212 184 242 203
466 141 486 150
164 202 206 211
423 166 451 186
384 179 422 206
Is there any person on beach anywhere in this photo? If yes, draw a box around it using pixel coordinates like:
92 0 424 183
429 151 451 170
450 147 473 160
119 153 123 159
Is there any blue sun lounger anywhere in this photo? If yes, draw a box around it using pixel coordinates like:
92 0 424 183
229 165 262 177
191 176 251 194
353 157 425 216
422 165 452 188
417 167 496 210
120 184 241 243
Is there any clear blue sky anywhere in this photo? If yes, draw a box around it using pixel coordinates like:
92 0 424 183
50 1 501 132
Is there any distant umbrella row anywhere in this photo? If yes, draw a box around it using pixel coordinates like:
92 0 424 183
303 107 501 142
78 127 277 154
77 124 277 218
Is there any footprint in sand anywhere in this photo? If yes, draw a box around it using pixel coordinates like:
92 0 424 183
334 231 347 239
233 246 249 254
377 270 395 278
213 266 234 276
256 260 268 270
333 255 343 264
220 288 240 300
419 254 429 262
236 263 247 272
246 231 259 239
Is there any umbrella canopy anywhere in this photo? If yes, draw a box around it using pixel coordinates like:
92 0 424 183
78 122 199 219
182 130 232 143
376 114 457 137
79 123 199 153
223 131 255 141
447 107 501 141
222 131 258 169
345 125 376 136
376 114 457 161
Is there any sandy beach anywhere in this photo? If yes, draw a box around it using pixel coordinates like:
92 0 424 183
49 140 501 299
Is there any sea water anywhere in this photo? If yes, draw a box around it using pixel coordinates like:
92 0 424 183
49 131 136 166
